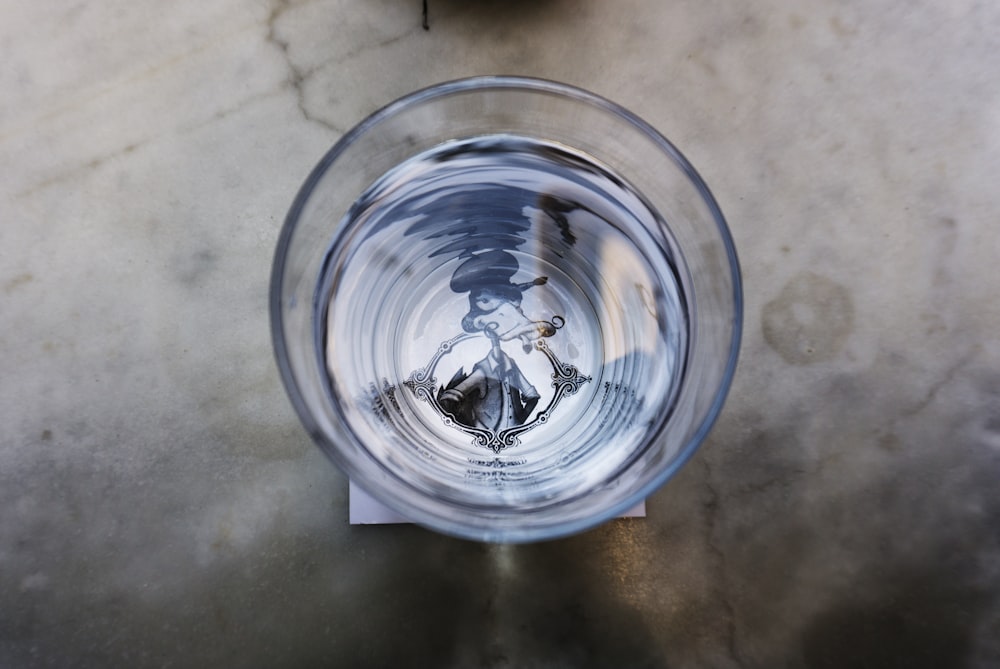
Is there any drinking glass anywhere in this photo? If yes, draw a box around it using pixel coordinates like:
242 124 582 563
270 76 742 542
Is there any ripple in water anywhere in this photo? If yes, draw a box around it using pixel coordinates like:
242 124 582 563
318 135 689 509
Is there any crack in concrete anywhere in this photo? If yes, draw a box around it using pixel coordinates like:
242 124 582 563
338 27 419 64
14 87 288 199
265 0 340 134
701 456 744 667
14 142 141 199
265 0 428 133
899 347 979 419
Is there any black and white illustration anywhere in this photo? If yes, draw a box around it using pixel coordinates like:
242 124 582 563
404 247 591 454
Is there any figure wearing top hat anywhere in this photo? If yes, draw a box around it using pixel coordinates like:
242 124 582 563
437 250 561 432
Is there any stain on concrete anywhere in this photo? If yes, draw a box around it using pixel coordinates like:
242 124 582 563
876 431 902 452
3 273 34 294
828 15 857 39
762 272 854 364
173 249 218 287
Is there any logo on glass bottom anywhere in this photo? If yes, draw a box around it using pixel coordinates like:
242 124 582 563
404 250 591 453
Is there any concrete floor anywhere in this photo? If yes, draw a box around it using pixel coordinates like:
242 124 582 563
2 0 999 666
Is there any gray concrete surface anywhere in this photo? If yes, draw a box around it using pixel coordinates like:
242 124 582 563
2 0 999 666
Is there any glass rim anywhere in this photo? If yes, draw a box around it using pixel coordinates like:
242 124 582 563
270 75 743 542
